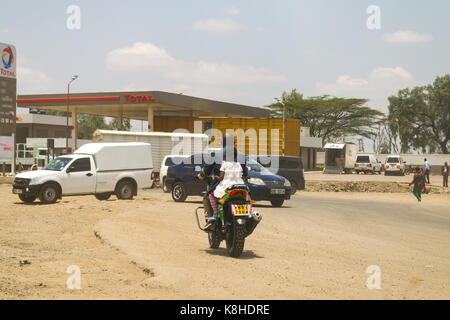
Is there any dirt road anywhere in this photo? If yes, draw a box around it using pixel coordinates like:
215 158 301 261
1 184 449 299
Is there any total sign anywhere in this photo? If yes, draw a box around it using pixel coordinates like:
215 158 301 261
123 94 155 103
0 42 17 136
0 43 16 79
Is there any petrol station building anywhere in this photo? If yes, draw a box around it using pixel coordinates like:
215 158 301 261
17 90 270 152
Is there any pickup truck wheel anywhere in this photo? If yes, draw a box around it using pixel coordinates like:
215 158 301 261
39 183 58 204
19 194 37 203
162 178 170 193
116 180 134 200
172 182 187 202
270 199 284 207
95 193 112 201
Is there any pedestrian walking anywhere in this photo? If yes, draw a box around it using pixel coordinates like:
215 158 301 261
424 158 431 184
442 162 449 188
339 154 345 174
409 167 425 202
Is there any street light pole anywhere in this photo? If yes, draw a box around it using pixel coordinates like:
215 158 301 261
66 75 78 154
281 100 286 156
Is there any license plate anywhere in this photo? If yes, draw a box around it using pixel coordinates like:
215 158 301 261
270 188 285 195
231 204 250 216
13 189 23 194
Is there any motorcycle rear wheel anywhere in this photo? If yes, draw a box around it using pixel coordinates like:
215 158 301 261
226 222 246 258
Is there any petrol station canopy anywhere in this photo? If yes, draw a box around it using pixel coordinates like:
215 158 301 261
16 90 269 120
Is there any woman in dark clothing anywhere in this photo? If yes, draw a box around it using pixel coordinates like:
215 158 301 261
442 162 449 188
409 167 426 202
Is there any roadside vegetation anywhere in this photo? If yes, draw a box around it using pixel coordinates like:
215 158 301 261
269 74 450 154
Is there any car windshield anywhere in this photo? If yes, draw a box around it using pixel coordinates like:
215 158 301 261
246 159 272 174
43 157 72 171
387 157 400 163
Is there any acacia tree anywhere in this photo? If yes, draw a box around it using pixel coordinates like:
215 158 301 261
387 74 450 154
268 89 384 143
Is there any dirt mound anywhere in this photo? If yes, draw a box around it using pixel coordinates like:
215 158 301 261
305 181 449 194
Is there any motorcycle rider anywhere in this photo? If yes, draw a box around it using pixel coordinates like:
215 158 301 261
201 133 248 230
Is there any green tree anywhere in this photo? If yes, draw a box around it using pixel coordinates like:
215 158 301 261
77 114 112 139
268 89 384 143
109 117 131 131
387 75 450 154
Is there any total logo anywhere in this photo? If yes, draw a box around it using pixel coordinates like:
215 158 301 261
0 45 16 78
1 47 14 69
123 94 155 103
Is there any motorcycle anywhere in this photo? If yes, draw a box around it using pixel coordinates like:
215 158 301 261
194 166 262 257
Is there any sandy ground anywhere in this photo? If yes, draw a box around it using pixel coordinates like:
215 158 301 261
1 182 449 299
304 172 450 193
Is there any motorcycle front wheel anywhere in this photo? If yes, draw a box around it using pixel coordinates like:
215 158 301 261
208 230 221 248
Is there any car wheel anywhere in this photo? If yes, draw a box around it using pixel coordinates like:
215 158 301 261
39 183 58 204
95 193 112 201
270 199 284 207
19 194 37 203
172 182 187 202
116 180 134 200
289 180 297 195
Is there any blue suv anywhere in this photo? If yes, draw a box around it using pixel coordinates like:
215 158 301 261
164 154 291 207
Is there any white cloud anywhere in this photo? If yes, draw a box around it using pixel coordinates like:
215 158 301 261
106 42 286 86
316 67 415 110
225 7 240 15
383 30 433 43
192 17 244 33
17 66 54 94
106 42 177 71
368 67 414 81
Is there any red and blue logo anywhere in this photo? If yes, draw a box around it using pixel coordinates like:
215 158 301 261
2 47 14 69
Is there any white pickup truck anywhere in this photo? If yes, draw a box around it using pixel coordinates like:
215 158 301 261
12 142 154 204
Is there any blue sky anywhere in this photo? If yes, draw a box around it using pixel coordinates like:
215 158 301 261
2 0 449 115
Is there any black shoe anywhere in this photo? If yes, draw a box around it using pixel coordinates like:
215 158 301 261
204 216 217 230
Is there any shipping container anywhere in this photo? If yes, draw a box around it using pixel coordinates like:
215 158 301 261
136 116 301 157
92 130 209 174
200 118 300 157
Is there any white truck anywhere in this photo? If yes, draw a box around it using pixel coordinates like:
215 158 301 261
92 130 209 178
323 143 357 174
12 142 154 204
